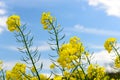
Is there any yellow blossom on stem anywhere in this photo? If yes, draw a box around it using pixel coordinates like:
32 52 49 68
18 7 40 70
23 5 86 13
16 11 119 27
6 63 26 80
31 66 36 73
41 12 54 30
57 36 84 69
63 71 70 78
39 74 47 80
53 76 62 80
104 38 116 53
114 56 120 68
0 60 3 70
87 64 105 80
6 70 11 80
50 63 55 69
30 77 37 80
6 15 21 32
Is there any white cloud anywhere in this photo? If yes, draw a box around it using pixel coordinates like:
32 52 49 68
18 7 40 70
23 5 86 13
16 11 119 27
3 59 52 71
66 24 120 36
0 16 7 27
0 1 7 34
91 50 120 72
3 60 20 70
91 50 115 66
0 9 6 15
88 44 103 50
31 44 50 52
6 43 50 52
88 0 120 17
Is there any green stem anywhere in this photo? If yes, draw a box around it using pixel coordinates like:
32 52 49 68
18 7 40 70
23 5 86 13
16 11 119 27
1 69 5 80
49 20 60 54
85 52 90 65
17 26 40 80
79 65 88 80
111 43 120 58
74 60 87 80
70 62 82 80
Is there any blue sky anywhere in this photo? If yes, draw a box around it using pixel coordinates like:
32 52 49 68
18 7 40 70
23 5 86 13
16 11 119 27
0 0 120 73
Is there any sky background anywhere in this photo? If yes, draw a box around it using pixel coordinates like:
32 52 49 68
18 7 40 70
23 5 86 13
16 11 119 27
0 0 120 74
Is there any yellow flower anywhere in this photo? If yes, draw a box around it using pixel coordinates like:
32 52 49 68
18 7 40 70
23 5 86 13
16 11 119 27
53 76 62 80
39 74 47 80
6 63 26 80
30 77 37 80
63 71 70 78
0 60 3 70
70 77 76 80
6 15 21 32
41 12 54 30
6 70 12 80
50 63 55 69
57 36 85 69
114 56 120 68
87 64 105 79
69 36 80 44
104 38 116 53
31 66 36 72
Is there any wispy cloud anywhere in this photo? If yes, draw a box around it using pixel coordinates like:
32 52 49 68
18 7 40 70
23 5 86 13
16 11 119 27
6 42 51 52
3 58 52 71
3 60 20 70
88 0 120 18
65 24 120 36
31 44 50 52
88 44 104 50
0 1 8 34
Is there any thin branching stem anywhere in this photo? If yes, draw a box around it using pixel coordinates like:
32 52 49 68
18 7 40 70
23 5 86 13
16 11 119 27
1 69 5 80
49 20 60 54
85 52 90 65
111 43 120 58
17 26 40 80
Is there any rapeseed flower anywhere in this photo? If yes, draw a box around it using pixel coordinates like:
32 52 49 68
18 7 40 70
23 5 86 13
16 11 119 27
50 63 55 69
6 15 20 32
0 60 3 70
39 74 47 80
114 56 120 68
87 64 105 80
53 76 62 80
41 12 54 30
104 38 116 53
57 36 84 69
6 63 26 80
31 66 36 72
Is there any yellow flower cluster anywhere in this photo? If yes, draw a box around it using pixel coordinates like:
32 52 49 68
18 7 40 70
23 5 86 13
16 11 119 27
31 66 36 72
6 15 21 32
104 38 116 53
6 63 26 80
30 74 47 80
0 60 3 70
114 56 120 68
50 63 55 69
53 76 62 80
41 12 54 30
63 69 85 80
87 64 105 80
57 36 84 69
